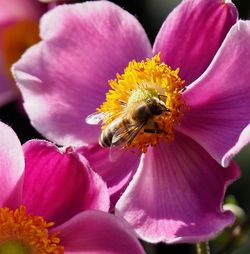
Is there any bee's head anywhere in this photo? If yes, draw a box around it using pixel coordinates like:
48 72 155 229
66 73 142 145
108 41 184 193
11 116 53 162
147 97 170 115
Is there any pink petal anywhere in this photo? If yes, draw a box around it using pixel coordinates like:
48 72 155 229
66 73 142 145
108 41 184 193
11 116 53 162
0 84 16 106
77 143 140 210
178 20 250 167
52 211 145 254
39 0 55 2
116 133 240 243
0 121 24 208
12 1 152 147
22 140 109 225
0 0 45 23
153 0 237 85
0 0 45 107
0 56 17 106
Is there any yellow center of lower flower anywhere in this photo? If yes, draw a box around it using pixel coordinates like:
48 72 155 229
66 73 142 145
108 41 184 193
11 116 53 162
2 20 39 81
0 206 64 254
98 53 186 152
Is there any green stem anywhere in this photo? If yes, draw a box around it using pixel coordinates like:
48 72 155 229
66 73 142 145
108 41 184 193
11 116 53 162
217 217 250 254
196 242 210 254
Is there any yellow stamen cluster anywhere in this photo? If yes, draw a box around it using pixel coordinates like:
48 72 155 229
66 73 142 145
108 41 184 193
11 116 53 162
98 53 186 152
0 206 64 254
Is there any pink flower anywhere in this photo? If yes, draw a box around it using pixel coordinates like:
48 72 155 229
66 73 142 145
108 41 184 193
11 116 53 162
0 0 47 107
12 0 250 243
0 121 145 254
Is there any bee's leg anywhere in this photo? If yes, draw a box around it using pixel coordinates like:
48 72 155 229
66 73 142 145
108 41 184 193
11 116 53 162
144 129 162 134
144 122 162 134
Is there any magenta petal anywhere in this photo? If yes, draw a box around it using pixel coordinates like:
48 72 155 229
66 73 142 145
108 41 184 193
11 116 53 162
116 133 240 243
153 0 237 84
52 211 145 254
77 143 140 210
22 140 109 225
179 20 250 167
12 1 152 146
0 121 24 208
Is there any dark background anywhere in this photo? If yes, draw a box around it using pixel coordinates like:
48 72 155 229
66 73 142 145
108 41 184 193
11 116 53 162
1 1 250 253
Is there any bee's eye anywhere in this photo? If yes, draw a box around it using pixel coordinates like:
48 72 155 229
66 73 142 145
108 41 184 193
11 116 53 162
149 104 164 115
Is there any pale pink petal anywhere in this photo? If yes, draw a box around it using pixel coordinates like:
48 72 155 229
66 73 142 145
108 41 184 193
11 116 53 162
178 20 250 167
52 211 145 254
77 143 140 210
116 133 240 243
22 140 109 225
153 0 237 85
0 121 24 208
12 2 152 147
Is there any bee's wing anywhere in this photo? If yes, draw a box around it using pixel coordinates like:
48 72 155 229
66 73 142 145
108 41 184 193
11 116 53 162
85 112 107 125
86 108 127 125
109 122 144 162
112 121 144 145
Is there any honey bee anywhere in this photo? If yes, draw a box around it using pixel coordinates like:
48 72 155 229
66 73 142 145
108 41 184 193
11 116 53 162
86 96 170 149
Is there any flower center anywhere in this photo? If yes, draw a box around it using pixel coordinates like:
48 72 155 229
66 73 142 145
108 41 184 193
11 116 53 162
97 54 186 153
0 240 28 254
2 20 39 81
0 206 64 254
